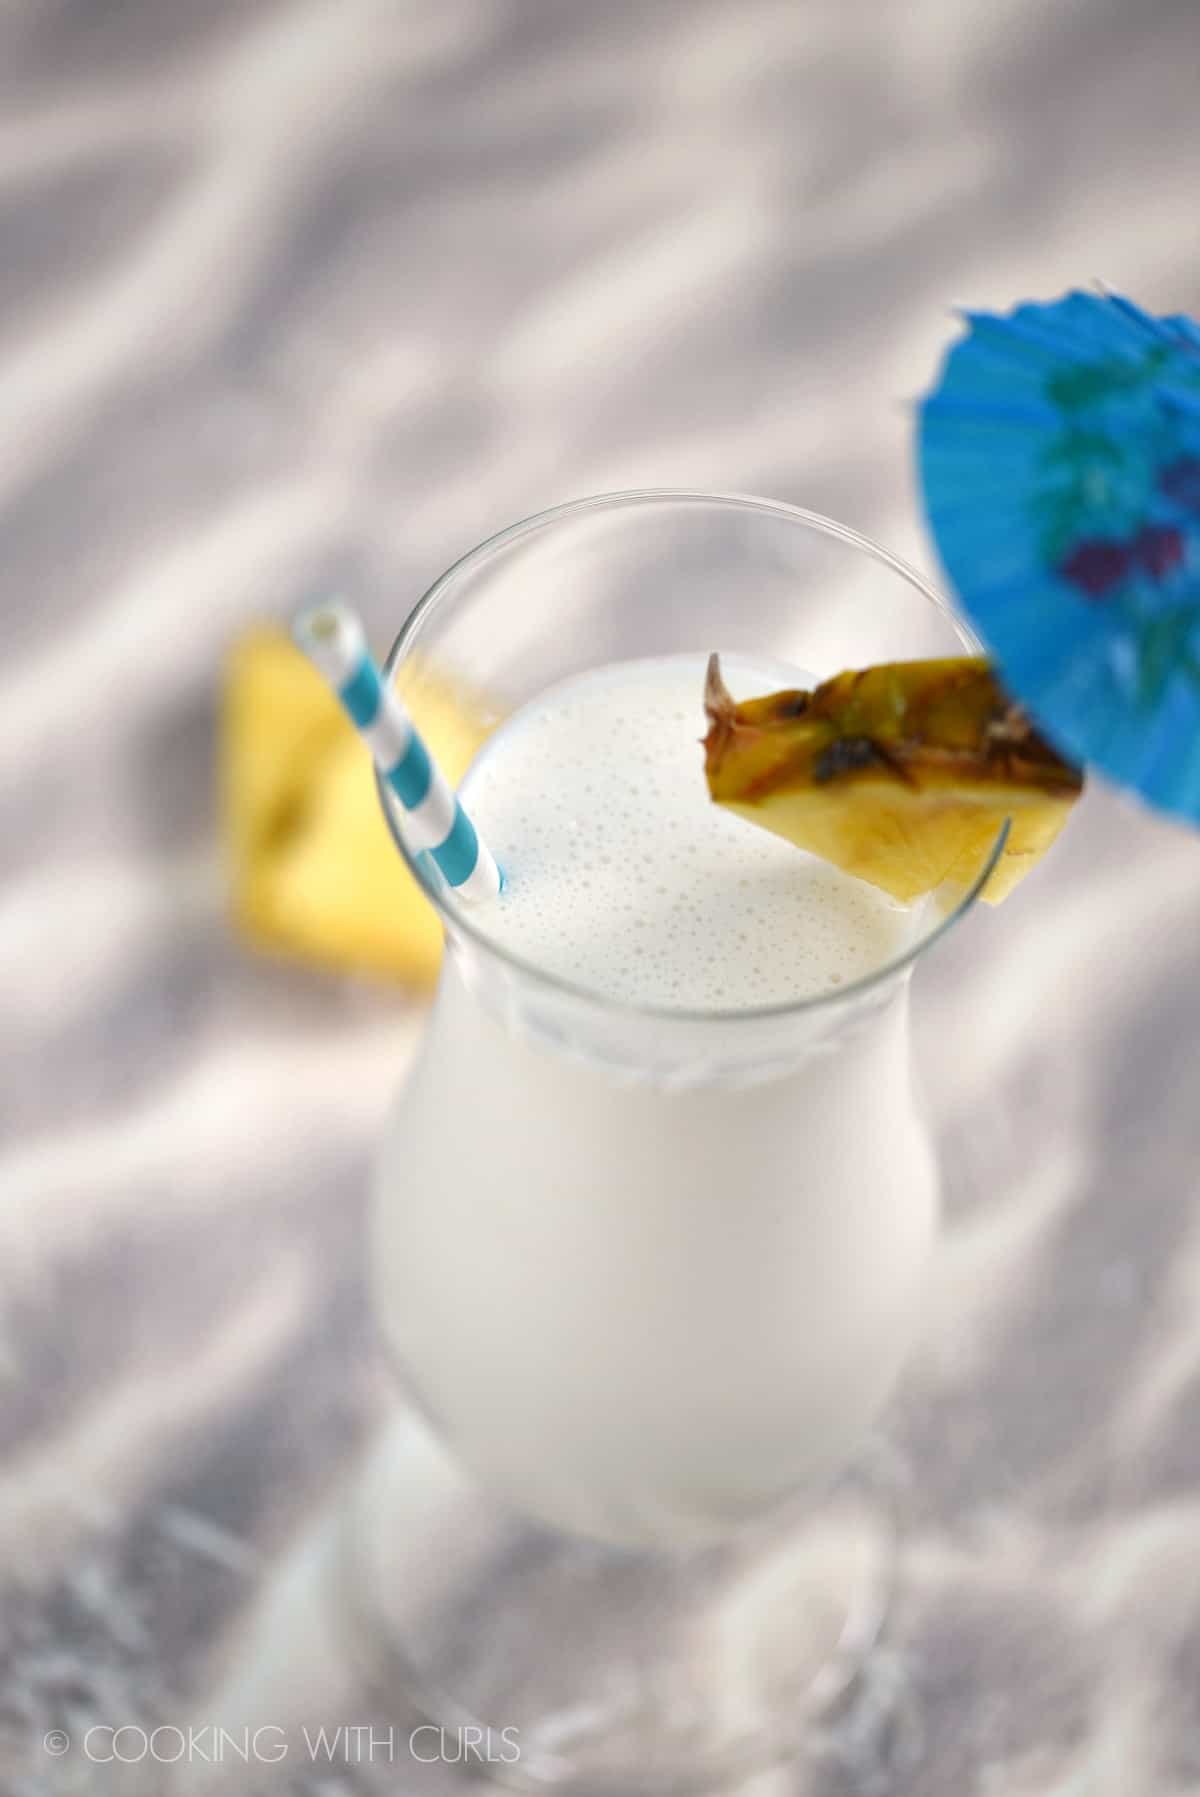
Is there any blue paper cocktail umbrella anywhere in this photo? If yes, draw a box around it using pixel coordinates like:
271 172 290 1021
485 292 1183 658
918 290 1200 824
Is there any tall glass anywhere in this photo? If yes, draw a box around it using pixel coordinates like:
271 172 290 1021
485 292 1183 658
340 493 1002 1792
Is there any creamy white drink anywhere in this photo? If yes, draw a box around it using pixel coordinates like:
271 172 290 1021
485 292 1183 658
374 655 938 1547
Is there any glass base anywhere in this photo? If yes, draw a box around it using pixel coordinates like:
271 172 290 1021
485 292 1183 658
336 1410 902 1794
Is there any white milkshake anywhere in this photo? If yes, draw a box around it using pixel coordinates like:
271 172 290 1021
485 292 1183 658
374 655 939 1546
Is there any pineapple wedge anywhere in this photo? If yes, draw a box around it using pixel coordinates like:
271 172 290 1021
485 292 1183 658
221 628 492 984
703 655 1082 905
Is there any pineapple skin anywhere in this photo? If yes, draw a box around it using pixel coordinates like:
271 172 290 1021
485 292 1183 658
705 656 1082 906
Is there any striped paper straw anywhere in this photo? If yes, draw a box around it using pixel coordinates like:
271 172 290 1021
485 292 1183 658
293 601 502 902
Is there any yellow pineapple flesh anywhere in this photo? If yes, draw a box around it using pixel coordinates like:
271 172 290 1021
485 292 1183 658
703 655 1082 905
220 628 493 984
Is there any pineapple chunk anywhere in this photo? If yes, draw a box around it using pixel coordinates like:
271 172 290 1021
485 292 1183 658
221 628 491 984
703 655 1081 906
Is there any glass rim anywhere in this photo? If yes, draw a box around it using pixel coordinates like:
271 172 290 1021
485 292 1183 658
377 487 1009 1027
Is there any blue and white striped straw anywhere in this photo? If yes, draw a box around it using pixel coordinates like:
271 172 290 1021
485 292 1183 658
293 601 502 903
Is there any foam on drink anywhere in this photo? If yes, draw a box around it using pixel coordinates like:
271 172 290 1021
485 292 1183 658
459 654 916 1009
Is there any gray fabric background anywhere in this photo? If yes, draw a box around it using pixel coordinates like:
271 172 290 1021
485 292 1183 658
1 1 1198 1791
